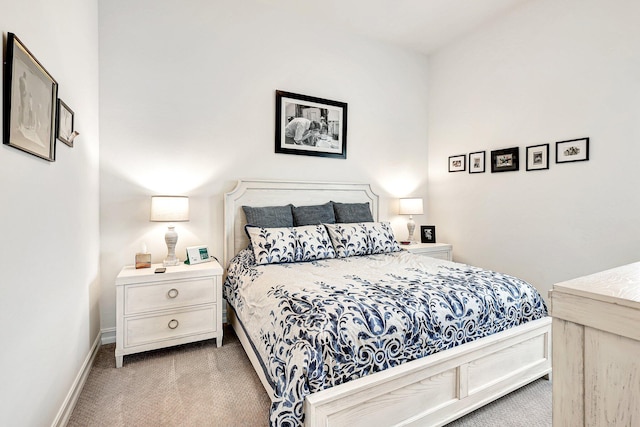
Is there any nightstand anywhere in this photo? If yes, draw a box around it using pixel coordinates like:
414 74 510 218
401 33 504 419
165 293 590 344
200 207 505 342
404 242 453 261
115 260 224 368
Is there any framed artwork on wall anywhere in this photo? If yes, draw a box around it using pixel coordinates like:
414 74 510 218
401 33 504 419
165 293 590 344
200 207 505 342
56 99 75 147
469 151 486 173
274 90 347 159
556 137 589 163
526 144 549 171
491 147 519 173
420 225 436 243
3 32 58 161
448 154 466 172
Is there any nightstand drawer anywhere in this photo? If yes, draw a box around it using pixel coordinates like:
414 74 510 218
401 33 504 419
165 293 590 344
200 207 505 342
124 306 216 347
422 250 450 261
125 278 215 315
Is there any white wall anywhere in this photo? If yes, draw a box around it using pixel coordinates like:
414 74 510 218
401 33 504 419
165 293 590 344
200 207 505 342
0 0 100 425
428 0 640 302
98 0 430 332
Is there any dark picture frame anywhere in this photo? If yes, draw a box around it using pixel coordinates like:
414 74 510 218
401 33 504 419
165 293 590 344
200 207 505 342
448 154 466 172
526 143 549 171
420 225 436 243
491 147 519 173
469 151 486 173
3 32 58 161
275 90 347 159
56 99 74 147
556 137 589 163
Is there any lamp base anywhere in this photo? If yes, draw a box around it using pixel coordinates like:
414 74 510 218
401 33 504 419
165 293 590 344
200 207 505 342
163 225 181 267
163 257 180 267
407 216 416 244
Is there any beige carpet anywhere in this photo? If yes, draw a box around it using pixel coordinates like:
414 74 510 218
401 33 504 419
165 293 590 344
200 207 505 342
68 325 551 426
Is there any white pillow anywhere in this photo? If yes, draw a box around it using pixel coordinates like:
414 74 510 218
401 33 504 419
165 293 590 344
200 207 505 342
324 223 370 258
246 225 335 265
246 226 296 265
324 222 401 258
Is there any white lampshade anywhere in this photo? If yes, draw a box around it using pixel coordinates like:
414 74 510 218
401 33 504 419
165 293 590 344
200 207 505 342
150 196 190 222
398 198 424 215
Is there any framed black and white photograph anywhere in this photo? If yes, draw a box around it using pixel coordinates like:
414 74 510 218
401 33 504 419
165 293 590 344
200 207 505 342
526 143 549 171
448 154 466 172
420 225 436 244
3 32 58 161
275 90 347 159
491 147 519 173
56 99 74 147
556 137 589 163
469 151 486 173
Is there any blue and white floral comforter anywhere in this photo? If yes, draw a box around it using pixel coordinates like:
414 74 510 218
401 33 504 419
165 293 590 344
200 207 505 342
224 249 548 427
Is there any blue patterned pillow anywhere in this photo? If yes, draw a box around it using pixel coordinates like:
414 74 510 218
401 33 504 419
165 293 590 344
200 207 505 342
245 226 296 265
292 202 336 226
324 223 370 257
365 222 401 254
242 205 294 228
332 202 374 223
293 225 336 261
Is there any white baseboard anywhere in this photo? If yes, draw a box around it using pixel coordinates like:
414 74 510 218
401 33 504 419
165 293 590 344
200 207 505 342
101 327 116 345
51 333 102 427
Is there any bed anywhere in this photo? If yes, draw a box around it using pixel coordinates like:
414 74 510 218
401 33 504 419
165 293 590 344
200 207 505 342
223 179 551 427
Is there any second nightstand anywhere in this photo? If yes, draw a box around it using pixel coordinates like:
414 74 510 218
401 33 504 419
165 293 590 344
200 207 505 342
115 260 224 368
404 242 453 261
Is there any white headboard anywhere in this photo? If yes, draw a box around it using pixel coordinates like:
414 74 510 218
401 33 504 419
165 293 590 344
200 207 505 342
223 179 379 267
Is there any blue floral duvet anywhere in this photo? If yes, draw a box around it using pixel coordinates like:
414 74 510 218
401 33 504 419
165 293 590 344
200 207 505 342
224 249 547 427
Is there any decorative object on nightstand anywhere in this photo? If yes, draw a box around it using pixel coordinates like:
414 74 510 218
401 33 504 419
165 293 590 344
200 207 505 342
150 195 189 266
135 243 151 269
405 242 453 261
399 197 423 244
115 259 224 368
420 225 436 243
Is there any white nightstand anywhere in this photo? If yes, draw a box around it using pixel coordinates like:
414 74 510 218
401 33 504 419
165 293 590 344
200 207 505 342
404 242 453 261
115 260 224 368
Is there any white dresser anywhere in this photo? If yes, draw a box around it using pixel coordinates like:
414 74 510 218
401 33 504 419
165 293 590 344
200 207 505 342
404 242 453 261
550 262 640 425
115 260 224 368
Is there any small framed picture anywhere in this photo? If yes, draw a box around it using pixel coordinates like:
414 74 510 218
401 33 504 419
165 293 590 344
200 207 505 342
469 151 486 173
420 226 436 243
556 137 589 163
491 147 519 173
448 154 466 172
56 99 75 147
526 144 549 171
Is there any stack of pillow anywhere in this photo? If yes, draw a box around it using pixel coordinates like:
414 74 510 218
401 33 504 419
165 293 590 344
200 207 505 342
243 202 401 265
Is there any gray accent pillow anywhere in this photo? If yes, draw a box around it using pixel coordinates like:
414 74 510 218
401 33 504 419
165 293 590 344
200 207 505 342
242 204 294 228
292 202 336 226
332 201 374 223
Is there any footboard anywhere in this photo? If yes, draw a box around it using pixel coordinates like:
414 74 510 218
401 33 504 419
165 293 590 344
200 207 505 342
304 317 551 427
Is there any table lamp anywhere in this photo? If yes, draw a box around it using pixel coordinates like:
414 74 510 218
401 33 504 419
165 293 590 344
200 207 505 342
399 197 424 244
150 196 190 266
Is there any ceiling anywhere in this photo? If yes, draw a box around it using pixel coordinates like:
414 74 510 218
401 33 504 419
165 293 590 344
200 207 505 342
265 0 530 55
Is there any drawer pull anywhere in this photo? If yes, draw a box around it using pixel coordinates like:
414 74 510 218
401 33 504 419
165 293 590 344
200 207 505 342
167 288 179 299
168 319 179 329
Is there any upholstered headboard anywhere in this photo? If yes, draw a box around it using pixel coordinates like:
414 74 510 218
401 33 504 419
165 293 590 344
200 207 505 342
223 179 379 267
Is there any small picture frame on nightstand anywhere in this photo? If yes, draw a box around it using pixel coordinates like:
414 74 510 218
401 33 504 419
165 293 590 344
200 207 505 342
420 226 436 243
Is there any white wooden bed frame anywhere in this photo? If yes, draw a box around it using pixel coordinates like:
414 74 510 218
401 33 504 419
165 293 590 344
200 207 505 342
223 179 551 427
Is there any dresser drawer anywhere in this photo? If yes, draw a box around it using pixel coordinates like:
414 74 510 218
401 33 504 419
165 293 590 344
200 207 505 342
125 278 215 315
124 306 216 347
